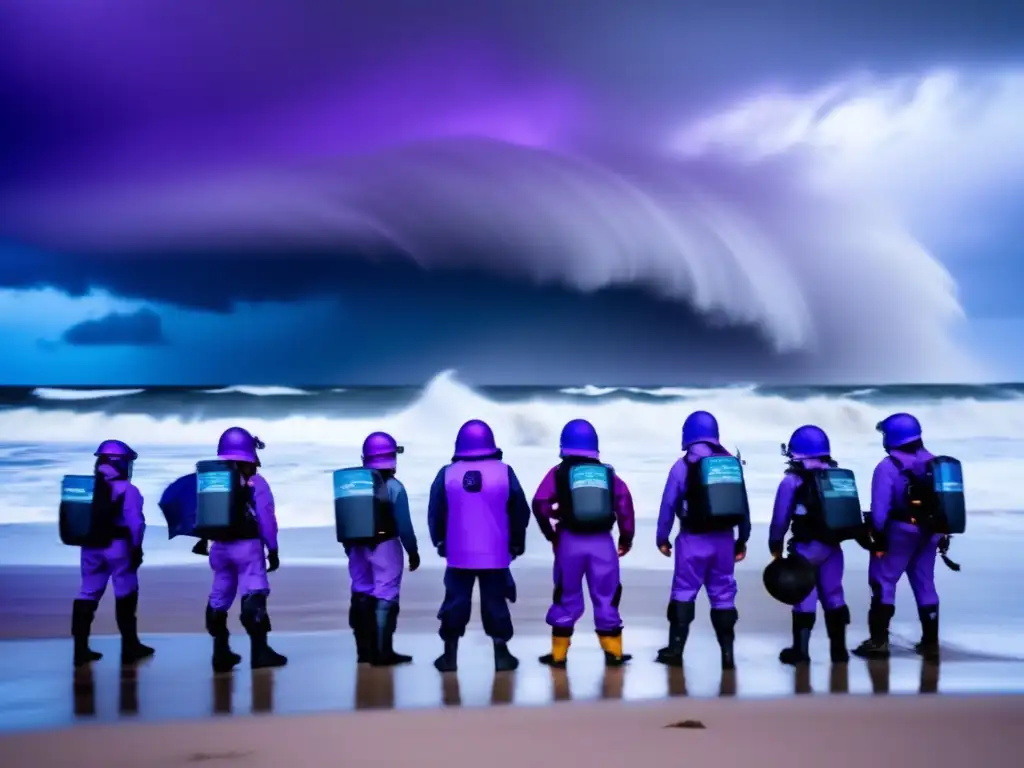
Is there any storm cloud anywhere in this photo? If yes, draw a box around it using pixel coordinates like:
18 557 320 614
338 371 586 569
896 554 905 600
1 0 1022 384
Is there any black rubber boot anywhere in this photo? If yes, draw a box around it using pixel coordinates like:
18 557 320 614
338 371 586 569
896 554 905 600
434 638 459 673
655 600 694 667
710 607 738 671
72 599 103 667
780 612 815 665
824 606 851 663
914 604 940 661
350 593 376 664
780 611 815 665
371 600 413 667
853 603 894 659
241 594 287 670
115 591 155 664
206 604 242 673
493 640 519 672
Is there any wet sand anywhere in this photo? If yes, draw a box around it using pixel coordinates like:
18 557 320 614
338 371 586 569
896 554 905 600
2 526 1023 765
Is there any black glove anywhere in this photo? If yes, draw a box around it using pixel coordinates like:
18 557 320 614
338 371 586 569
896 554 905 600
408 550 421 572
131 547 144 571
510 543 525 559
870 530 888 555
854 529 873 552
617 536 632 556
436 541 446 558
768 539 784 559
734 539 747 559
938 535 950 555
191 538 210 556
267 549 280 572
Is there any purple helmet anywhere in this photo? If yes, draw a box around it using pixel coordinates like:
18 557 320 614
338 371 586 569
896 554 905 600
94 439 138 461
785 425 831 460
876 413 922 450
453 419 499 459
216 426 264 466
361 431 404 470
682 410 720 449
559 419 599 459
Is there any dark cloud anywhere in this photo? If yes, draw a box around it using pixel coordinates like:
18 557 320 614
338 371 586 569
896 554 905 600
60 308 167 347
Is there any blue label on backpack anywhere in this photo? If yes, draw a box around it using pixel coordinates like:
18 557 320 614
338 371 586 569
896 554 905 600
61 475 95 503
334 469 375 499
197 471 232 494
821 469 859 498
569 464 609 490
701 456 743 485
933 460 963 493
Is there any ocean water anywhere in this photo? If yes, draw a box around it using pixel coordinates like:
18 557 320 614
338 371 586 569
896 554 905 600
1 371 1022 537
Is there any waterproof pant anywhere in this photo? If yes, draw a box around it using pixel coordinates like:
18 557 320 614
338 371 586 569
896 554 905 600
791 540 846 614
437 567 515 643
869 522 940 607
546 530 622 635
79 539 138 600
348 538 404 601
671 530 737 609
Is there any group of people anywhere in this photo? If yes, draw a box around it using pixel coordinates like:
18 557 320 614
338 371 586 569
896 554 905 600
59 410 965 676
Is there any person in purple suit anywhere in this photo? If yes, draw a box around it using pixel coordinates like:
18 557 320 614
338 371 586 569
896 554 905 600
854 413 950 660
72 439 155 667
655 411 751 670
532 419 636 668
206 427 287 671
428 420 531 673
346 431 420 666
769 425 851 665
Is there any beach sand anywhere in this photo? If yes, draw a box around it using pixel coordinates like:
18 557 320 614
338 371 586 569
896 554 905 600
1 524 1023 764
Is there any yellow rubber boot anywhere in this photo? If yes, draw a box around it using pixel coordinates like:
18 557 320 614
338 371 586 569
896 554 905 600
539 634 571 668
598 633 633 667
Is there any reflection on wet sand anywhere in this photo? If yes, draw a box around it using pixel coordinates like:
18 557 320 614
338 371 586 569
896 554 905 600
252 670 274 714
213 674 233 715
119 666 139 716
72 667 95 718
6 631 1020 732
666 667 686 697
550 668 571 702
491 672 515 705
355 666 395 710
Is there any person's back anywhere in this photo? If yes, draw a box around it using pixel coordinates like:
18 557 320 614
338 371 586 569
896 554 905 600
428 420 530 673
855 413 952 660
768 425 854 666
341 431 420 666
68 439 154 667
532 419 636 668
204 427 286 672
655 410 750 671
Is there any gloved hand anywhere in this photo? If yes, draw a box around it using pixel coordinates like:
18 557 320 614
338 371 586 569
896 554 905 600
768 539 784 560
408 550 421 572
938 535 951 555
192 538 210 556
871 530 888 557
510 543 525 559
267 549 280 572
733 539 747 562
658 542 672 558
854 529 873 552
131 546 144 571
617 537 632 558
436 541 446 558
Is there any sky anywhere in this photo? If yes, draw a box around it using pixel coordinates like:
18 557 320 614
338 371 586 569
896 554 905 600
2 1 1024 386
